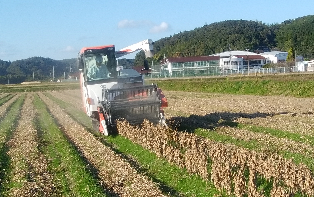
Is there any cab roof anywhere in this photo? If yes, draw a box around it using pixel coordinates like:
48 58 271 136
79 45 114 55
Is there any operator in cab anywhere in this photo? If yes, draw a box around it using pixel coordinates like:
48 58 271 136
86 54 110 81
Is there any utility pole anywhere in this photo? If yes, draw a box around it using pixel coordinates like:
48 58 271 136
245 49 250 76
247 57 250 76
52 66 55 81
294 50 297 68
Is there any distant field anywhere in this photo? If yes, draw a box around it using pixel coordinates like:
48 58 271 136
0 81 80 92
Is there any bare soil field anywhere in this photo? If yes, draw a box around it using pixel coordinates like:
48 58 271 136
0 89 313 196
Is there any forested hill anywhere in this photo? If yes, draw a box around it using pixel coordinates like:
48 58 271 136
0 57 77 84
153 15 314 61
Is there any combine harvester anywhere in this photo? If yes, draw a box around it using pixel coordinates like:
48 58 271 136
78 39 168 135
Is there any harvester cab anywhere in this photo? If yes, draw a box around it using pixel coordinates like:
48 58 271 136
78 39 168 135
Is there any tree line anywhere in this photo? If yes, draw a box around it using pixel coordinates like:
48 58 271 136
0 57 77 84
152 15 314 62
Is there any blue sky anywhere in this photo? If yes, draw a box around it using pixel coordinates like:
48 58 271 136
0 0 313 62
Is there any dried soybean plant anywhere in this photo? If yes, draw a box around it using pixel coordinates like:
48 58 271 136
117 120 314 196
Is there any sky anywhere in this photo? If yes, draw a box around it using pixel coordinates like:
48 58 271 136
0 0 313 62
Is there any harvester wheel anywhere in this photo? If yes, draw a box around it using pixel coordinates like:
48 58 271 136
159 113 167 128
100 119 109 136
92 119 99 132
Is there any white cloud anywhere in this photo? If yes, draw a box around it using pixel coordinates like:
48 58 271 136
118 20 170 34
118 20 150 28
149 22 170 33
63 46 75 52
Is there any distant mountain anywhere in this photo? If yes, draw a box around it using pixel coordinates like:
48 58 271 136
152 15 314 61
0 57 77 84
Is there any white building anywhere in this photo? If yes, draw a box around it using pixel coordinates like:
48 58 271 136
213 51 266 70
260 51 288 63
305 60 314 71
294 60 314 72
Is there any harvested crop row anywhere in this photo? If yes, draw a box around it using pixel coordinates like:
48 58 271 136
237 114 314 136
0 95 25 194
165 91 314 136
117 120 314 196
0 93 9 99
49 91 83 110
64 89 314 137
165 91 314 115
5 93 54 196
214 126 314 158
60 89 82 100
38 93 166 197
0 95 19 118
34 94 107 196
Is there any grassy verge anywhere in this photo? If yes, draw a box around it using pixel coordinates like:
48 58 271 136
45 92 226 196
0 95 25 194
33 94 106 196
148 73 314 97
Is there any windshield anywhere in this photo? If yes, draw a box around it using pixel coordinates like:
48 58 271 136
84 53 117 81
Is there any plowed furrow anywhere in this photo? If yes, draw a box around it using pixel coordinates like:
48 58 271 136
38 93 166 197
6 93 54 196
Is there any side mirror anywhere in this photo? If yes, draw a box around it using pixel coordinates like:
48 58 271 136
143 59 149 70
78 57 84 70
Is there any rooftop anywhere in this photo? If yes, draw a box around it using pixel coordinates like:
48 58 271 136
165 56 220 63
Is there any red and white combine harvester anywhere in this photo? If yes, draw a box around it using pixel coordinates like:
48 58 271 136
78 39 168 135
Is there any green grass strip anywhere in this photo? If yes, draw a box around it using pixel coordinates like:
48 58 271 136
0 95 25 194
33 94 107 196
45 92 228 196
195 128 263 150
